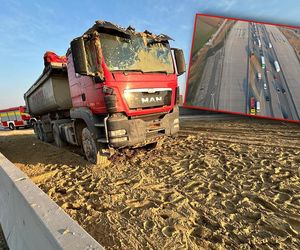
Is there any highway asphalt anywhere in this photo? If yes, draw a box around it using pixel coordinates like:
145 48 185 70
218 21 249 113
265 24 300 120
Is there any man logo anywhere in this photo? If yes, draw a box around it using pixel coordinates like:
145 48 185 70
141 96 162 103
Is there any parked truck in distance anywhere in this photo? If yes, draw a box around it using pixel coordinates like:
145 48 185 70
24 20 185 164
274 60 280 72
0 106 35 130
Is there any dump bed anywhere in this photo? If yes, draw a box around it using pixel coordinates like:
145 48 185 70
24 64 72 116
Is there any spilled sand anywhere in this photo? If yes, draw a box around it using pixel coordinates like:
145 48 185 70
0 118 300 249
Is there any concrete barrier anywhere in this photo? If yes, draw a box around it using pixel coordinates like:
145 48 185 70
0 153 104 250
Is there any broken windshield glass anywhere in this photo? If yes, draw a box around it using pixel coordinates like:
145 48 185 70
100 33 174 74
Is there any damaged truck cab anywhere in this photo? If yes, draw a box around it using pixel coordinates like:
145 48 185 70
24 21 185 164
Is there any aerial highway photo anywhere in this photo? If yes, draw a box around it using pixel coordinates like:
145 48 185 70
186 14 300 121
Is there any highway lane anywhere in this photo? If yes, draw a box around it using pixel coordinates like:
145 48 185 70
249 23 271 117
256 24 282 118
265 25 300 120
192 48 223 109
260 24 297 120
218 21 249 113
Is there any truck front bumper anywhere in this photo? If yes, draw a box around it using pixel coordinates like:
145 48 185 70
107 107 179 148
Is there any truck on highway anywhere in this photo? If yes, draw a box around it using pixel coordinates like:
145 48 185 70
261 56 265 69
274 60 280 72
0 106 35 130
24 20 185 164
250 97 256 115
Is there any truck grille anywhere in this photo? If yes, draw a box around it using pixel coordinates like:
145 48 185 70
124 88 172 109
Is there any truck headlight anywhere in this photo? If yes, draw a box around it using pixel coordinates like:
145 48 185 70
109 129 126 137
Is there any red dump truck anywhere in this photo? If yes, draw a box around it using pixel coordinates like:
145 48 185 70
24 21 185 164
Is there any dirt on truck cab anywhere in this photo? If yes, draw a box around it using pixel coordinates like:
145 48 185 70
24 20 185 165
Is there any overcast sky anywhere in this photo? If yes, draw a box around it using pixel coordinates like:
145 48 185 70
1 0 300 108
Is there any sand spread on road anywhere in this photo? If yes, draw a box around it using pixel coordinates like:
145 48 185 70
0 118 300 249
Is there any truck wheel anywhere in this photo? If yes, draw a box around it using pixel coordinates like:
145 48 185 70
37 124 45 141
8 123 15 130
82 128 110 166
33 123 40 139
53 124 66 147
44 132 54 143
37 123 46 141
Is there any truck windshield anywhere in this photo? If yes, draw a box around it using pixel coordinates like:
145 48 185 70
100 33 174 74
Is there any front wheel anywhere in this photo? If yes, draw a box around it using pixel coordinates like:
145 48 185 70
82 127 110 166
8 123 15 130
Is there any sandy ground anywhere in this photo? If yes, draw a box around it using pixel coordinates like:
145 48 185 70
1 118 300 249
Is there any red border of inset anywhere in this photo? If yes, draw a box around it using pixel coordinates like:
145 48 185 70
183 13 300 124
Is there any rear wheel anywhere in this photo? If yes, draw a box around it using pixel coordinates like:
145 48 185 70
33 123 39 139
37 123 45 141
44 131 54 143
82 127 110 166
8 123 15 130
53 124 66 147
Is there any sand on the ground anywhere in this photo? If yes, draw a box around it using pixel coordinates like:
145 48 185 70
0 118 300 249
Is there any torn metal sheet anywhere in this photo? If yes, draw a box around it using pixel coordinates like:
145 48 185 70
84 20 174 42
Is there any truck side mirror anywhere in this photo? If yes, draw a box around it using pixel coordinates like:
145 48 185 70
172 48 186 76
70 37 91 76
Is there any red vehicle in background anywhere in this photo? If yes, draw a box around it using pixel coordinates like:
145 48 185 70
0 106 35 130
250 97 256 115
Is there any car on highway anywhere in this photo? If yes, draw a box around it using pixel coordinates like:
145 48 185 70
282 88 286 94
257 72 262 80
264 83 267 90
265 96 270 101
276 87 280 92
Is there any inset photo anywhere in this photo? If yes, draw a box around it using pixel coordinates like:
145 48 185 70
185 14 300 121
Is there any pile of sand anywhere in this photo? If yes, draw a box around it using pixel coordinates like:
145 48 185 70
0 118 300 249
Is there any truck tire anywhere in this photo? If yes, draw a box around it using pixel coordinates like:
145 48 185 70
8 123 15 130
82 128 110 166
33 123 39 139
37 124 45 141
53 124 66 148
44 132 54 143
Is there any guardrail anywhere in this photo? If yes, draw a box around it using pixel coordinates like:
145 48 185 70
0 153 103 250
